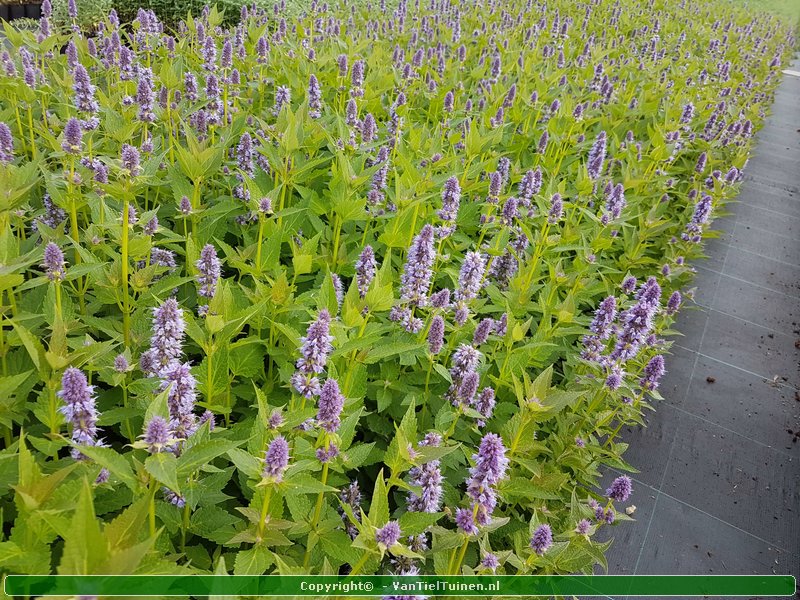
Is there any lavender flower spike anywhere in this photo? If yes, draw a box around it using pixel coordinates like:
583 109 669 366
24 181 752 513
162 360 198 439
408 458 444 513
355 245 377 298
469 432 509 486
143 416 170 453
295 309 334 375
640 355 666 391
607 475 632 502
454 251 487 305
196 244 221 298
149 298 186 371
62 117 83 154
43 242 67 281
58 367 101 459
666 291 682 315
399 224 436 307
455 507 479 535
308 74 322 119
587 131 607 180
0 122 13 164
375 521 402 548
437 176 461 236
530 524 553 555
548 193 563 224
428 315 445 354
262 435 290 481
316 378 345 433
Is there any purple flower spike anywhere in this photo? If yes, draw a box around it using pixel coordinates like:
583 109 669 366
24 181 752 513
144 216 158 236
473 318 493 346
317 378 345 433
149 298 186 371
113 354 129 373
430 289 451 308
576 519 591 534
548 193 563 224
519 167 542 201
375 521 402 548
73 64 99 116
481 553 499 571
407 459 443 513
308 74 322 119
606 475 632 502
263 435 290 481
695 152 707 174
296 309 333 376
590 296 616 338
455 251 486 305
587 131 607 180
475 387 496 424
530 524 553 555
43 242 66 281
437 176 461 236
59 367 101 460
121 144 141 177
62 117 83 154
196 244 221 298
666 291 682 315
238 132 254 176
162 360 197 439
470 432 509 485
428 315 445 354
399 224 436 307
143 416 170 453
136 68 156 123
355 245 377 298
450 343 481 381
621 276 637 294
640 355 666 391
455 507 479 535
0 122 13 164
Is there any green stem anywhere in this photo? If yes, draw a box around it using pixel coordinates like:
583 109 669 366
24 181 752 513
121 199 131 346
303 460 330 568
348 551 371 576
451 537 470 575
121 382 134 443
148 481 157 537
48 381 58 436
256 485 274 542
331 214 342 268
256 216 266 273
181 500 190 553
54 281 62 324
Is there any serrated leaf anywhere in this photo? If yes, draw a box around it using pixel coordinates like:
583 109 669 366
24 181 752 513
145 453 180 494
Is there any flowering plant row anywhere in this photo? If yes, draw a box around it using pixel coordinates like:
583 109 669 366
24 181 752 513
0 0 793 585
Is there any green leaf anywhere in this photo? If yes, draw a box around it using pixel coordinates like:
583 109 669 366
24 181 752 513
73 445 138 492
284 474 338 495
58 479 106 574
398 511 444 535
319 530 362 564
368 469 389 525
233 545 273 575
145 453 180 494
177 439 242 479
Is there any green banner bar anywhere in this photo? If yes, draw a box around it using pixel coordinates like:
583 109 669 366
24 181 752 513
3 575 796 597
